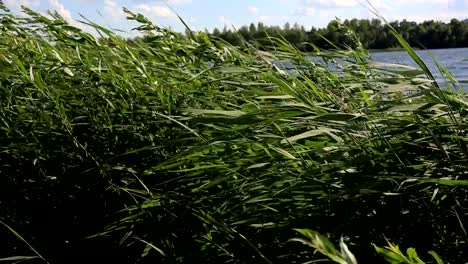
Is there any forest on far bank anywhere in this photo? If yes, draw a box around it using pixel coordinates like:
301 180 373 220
208 18 468 50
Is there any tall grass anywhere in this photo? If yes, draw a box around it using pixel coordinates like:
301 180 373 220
1 4 468 263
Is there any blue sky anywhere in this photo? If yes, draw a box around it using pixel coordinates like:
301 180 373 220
2 0 467 35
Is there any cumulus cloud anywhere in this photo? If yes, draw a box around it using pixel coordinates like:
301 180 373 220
3 0 40 9
390 10 467 23
104 0 125 20
385 0 458 21
301 0 359 8
298 0 393 13
248 6 259 14
155 0 192 5
218 15 241 29
302 0 453 9
48 0 90 30
219 15 230 24
135 4 175 18
293 7 315 16
253 14 290 25
49 0 73 22
393 0 454 5
168 0 191 4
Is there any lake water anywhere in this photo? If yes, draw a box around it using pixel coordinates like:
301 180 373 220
371 48 468 87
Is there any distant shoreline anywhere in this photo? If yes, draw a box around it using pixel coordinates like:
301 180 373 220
370 47 468 53
301 47 468 55
369 48 419 52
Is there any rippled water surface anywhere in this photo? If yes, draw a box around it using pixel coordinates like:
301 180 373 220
371 48 468 87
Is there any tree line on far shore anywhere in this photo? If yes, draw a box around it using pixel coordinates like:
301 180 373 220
207 18 468 50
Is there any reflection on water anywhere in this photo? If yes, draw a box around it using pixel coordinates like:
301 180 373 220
278 48 468 89
371 48 468 87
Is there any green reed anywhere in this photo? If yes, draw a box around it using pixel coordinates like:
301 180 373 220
0 4 467 263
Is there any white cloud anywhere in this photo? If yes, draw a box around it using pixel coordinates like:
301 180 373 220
135 4 175 18
162 0 192 5
248 6 259 14
302 0 359 8
390 10 468 23
367 0 392 11
219 15 230 24
3 0 40 9
368 0 455 11
257 15 271 22
149 0 191 5
170 0 191 4
300 0 450 12
104 0 125 20
48 0 91 31
218 16 240 29
254 15 292 25
49 0 74 23
384 0 459 22
293 7 316 16
393 0 454 5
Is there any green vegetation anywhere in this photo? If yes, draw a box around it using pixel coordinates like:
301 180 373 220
292 229 445 264
1 4 468 264
211 18 468 50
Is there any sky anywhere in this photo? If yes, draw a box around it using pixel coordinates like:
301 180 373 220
2 0 468 35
